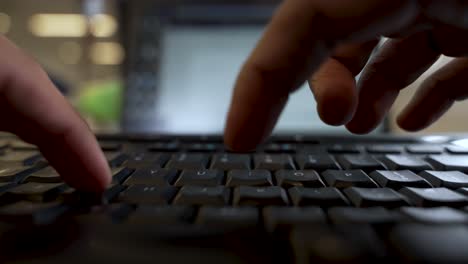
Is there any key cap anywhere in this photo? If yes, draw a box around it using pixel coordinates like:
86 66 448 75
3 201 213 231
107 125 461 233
0 182 14 193
337 155 385 171
126 205 195 224
322 170 377 188
105 152 128 167
457 187 468 196
196 206 259 227
0 201 69 224
5 182 67 202
264 143 296 154
166 153 209 170
343 187 408 208
263 206 326 232
406 145 444 154
328 144 360 154
174 169 223 186
382 155 432 171
0 151 42 166
10 141 37 150
118 185 177 205
369 170 431 189
125 152 169 167
400 187 468 207
254 154 295 170
72 184 125 205
288 187 349 207
275 170 324 188
295 154 340 170
328 207 400 225
0 165 30 182
389 225 468 263
366 145 403 154
446 146 468 154
226 170 273 187
112 167 135 184
210 153 250 170
401 207 468 224
233 186 288 206
427 155 468 172
99 141 122 151
25 166 61 183
123 168 178 186
186 143 219 152
173 186 230 206
419 170 468 188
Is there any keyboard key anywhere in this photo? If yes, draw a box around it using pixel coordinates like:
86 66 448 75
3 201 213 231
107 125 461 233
427 155 468 172
0 151 42 166
457 187 468 196
328 144 360 154
196 206 259 227
369 170 431 189
112 167 135 184
98 141 122 151
173 186 230 206
322 170 377 188
263 206 326 232
166 153 209 170
126 205 194 224
264 143 296 153
419 171 468 188
148 142 180 152
10 141 37 150
275 170 324 188
401 207 468 224
226 170 273 187
210 153 250 170
343 187 408 208
186 143 219 152
288 187 349 207
25 166 61 183
123 168 178 186
0 201 69 224
295 154 340 170
118 185 177 205
400 187 468 207
389 225 468 263
105 152 128 167
70 184 125 205
337 155 385 171
446 146 468 154
174 169 223 187
366 145 403 154
382 155 432 171
406 145 444 154
328 207 400 225
0 165 30 182
233 186 288 206
5 182 67 202
254 154 295 170
125 152 169 167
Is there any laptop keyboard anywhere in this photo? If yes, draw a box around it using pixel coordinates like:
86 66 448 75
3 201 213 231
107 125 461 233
2 135 468 263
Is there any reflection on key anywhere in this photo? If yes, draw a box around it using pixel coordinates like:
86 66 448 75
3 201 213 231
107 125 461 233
226 170 273 187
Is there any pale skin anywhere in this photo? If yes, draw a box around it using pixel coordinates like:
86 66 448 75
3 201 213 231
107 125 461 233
1 0 467 191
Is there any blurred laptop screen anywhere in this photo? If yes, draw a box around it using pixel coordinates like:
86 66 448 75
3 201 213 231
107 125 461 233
155 25 366 134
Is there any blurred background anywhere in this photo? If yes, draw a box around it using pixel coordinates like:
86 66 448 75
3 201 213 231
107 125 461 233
0 0 466 135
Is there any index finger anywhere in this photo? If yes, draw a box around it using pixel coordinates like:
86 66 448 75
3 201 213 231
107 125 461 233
0 36 111 192
224 0 419 151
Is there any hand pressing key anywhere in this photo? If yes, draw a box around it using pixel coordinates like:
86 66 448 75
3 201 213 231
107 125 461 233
225 0 468 151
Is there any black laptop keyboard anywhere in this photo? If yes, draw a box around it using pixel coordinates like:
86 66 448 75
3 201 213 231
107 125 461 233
2 135 468 263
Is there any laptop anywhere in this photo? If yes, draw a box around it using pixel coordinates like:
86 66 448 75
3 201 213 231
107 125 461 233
0 2 468 263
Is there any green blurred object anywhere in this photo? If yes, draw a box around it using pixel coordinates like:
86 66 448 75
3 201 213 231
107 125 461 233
77 81 123 123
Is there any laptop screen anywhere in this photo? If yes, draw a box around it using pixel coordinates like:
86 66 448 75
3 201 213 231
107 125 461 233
154 25 357 134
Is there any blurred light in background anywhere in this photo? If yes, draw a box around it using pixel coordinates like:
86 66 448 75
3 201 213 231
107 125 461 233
0 13 11 34
90 14 117 38
29 14 87 37
90 42 124 65
58 41 82 65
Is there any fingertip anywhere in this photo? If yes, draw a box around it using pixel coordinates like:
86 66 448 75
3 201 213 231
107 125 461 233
317 90 357 126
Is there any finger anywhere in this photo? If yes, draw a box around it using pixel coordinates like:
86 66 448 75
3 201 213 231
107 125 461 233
398 57 468 131
0 36 111 192
345 32 440 134
428 25 468 57
225 0 420 151
309 40 378 126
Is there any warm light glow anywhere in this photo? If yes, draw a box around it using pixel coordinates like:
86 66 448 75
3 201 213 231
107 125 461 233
90 14 117 38
58 41 82 65
90 42 124 65
29 14 87 37
0 13 11 34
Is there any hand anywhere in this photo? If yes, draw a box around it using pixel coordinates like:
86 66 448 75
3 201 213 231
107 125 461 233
225 0 468 151
0 36 111 192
